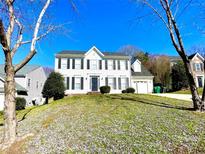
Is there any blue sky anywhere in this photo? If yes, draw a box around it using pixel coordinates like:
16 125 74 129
1 0 205 68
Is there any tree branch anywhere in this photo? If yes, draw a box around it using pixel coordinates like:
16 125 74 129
14 0 51 73
141 0 170 30
11 17 23 58
0 19 9 53
5 0 15 48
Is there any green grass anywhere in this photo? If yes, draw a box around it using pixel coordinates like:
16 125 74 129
1 94 205 153
171 88 203 95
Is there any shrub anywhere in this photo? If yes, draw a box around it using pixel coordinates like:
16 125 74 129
42 72 65 103
122 90 127 93
126 87 135 93
100 86 111 94
16 97 26 110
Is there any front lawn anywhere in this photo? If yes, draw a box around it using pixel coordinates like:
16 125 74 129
0 94 205 153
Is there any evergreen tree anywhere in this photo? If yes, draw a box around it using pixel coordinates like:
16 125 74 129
171 61 189 91
42 72 65 103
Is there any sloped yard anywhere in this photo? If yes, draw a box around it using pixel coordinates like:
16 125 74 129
0 94 205 153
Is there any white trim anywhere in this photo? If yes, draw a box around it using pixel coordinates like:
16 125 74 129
191 53 204 61
85 46 104 57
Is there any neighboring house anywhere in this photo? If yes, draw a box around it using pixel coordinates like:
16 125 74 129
169 52 204 88
189 53 204 88
0 76 27 111
55 46 153 94
0 65 48 110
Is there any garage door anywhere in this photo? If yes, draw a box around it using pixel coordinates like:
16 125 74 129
136 81 148 94
0 93 4 111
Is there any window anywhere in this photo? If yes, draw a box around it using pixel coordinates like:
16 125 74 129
195 63 202 71
75 77 81 90
61 58 67 70
121 78 127 90
75 59 81 69
90 60 97 70
108 60 113 70
120 60 126 70
28 79 31 87
108 78 114 89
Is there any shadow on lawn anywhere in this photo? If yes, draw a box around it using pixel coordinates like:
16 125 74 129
109 95 195 111
0 107 35 126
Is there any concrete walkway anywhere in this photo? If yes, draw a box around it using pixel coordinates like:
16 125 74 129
152 93 194 101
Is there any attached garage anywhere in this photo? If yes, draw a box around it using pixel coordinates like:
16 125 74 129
0 92 4 111
131 61 154 94
136 81 148 94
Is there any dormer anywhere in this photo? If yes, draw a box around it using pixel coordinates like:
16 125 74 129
131 58 141 72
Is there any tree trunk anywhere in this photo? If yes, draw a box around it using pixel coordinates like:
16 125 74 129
3 63 17 145
183 59 203 111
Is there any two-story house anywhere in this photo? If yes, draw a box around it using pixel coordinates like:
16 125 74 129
0 65 48 110
55 46 153 94
189 53 204 88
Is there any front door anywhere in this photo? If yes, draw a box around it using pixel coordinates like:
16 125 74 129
197 76 203 87
91 77 98 91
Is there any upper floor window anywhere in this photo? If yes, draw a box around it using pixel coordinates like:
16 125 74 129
90 60 97 70
61 58 67 70
120 60 126 70
75 59 81 69
194 63 203 71
108 60 113 70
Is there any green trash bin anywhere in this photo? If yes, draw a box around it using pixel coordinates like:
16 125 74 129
156 86 161 93
154 86 157 93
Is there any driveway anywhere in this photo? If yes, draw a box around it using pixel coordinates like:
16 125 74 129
152 93 193 101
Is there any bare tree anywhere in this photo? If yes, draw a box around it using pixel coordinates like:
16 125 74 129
118 45 142 57
0 0 54 147
147 55 170 87
135 0 205 111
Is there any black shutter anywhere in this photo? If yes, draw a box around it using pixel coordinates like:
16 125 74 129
58 58 61 69
72 77 75 90
67 59 70 69
81 77 84 90
87 60 90 69
114 78 117 89
105 77 108 86
81 59 84 69
118 78 121 90
200 63 203 71
66 77 69 89
125 60 128 70
126 77 129 88
99 60 102 70
118 60 120 70
105 60 108 70
72 59 75 69
113 60 116 70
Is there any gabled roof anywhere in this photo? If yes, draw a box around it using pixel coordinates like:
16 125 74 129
0 76 27 92
0 64 40 77
56 46 130 59
131 65 153 77
188 52 204 60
